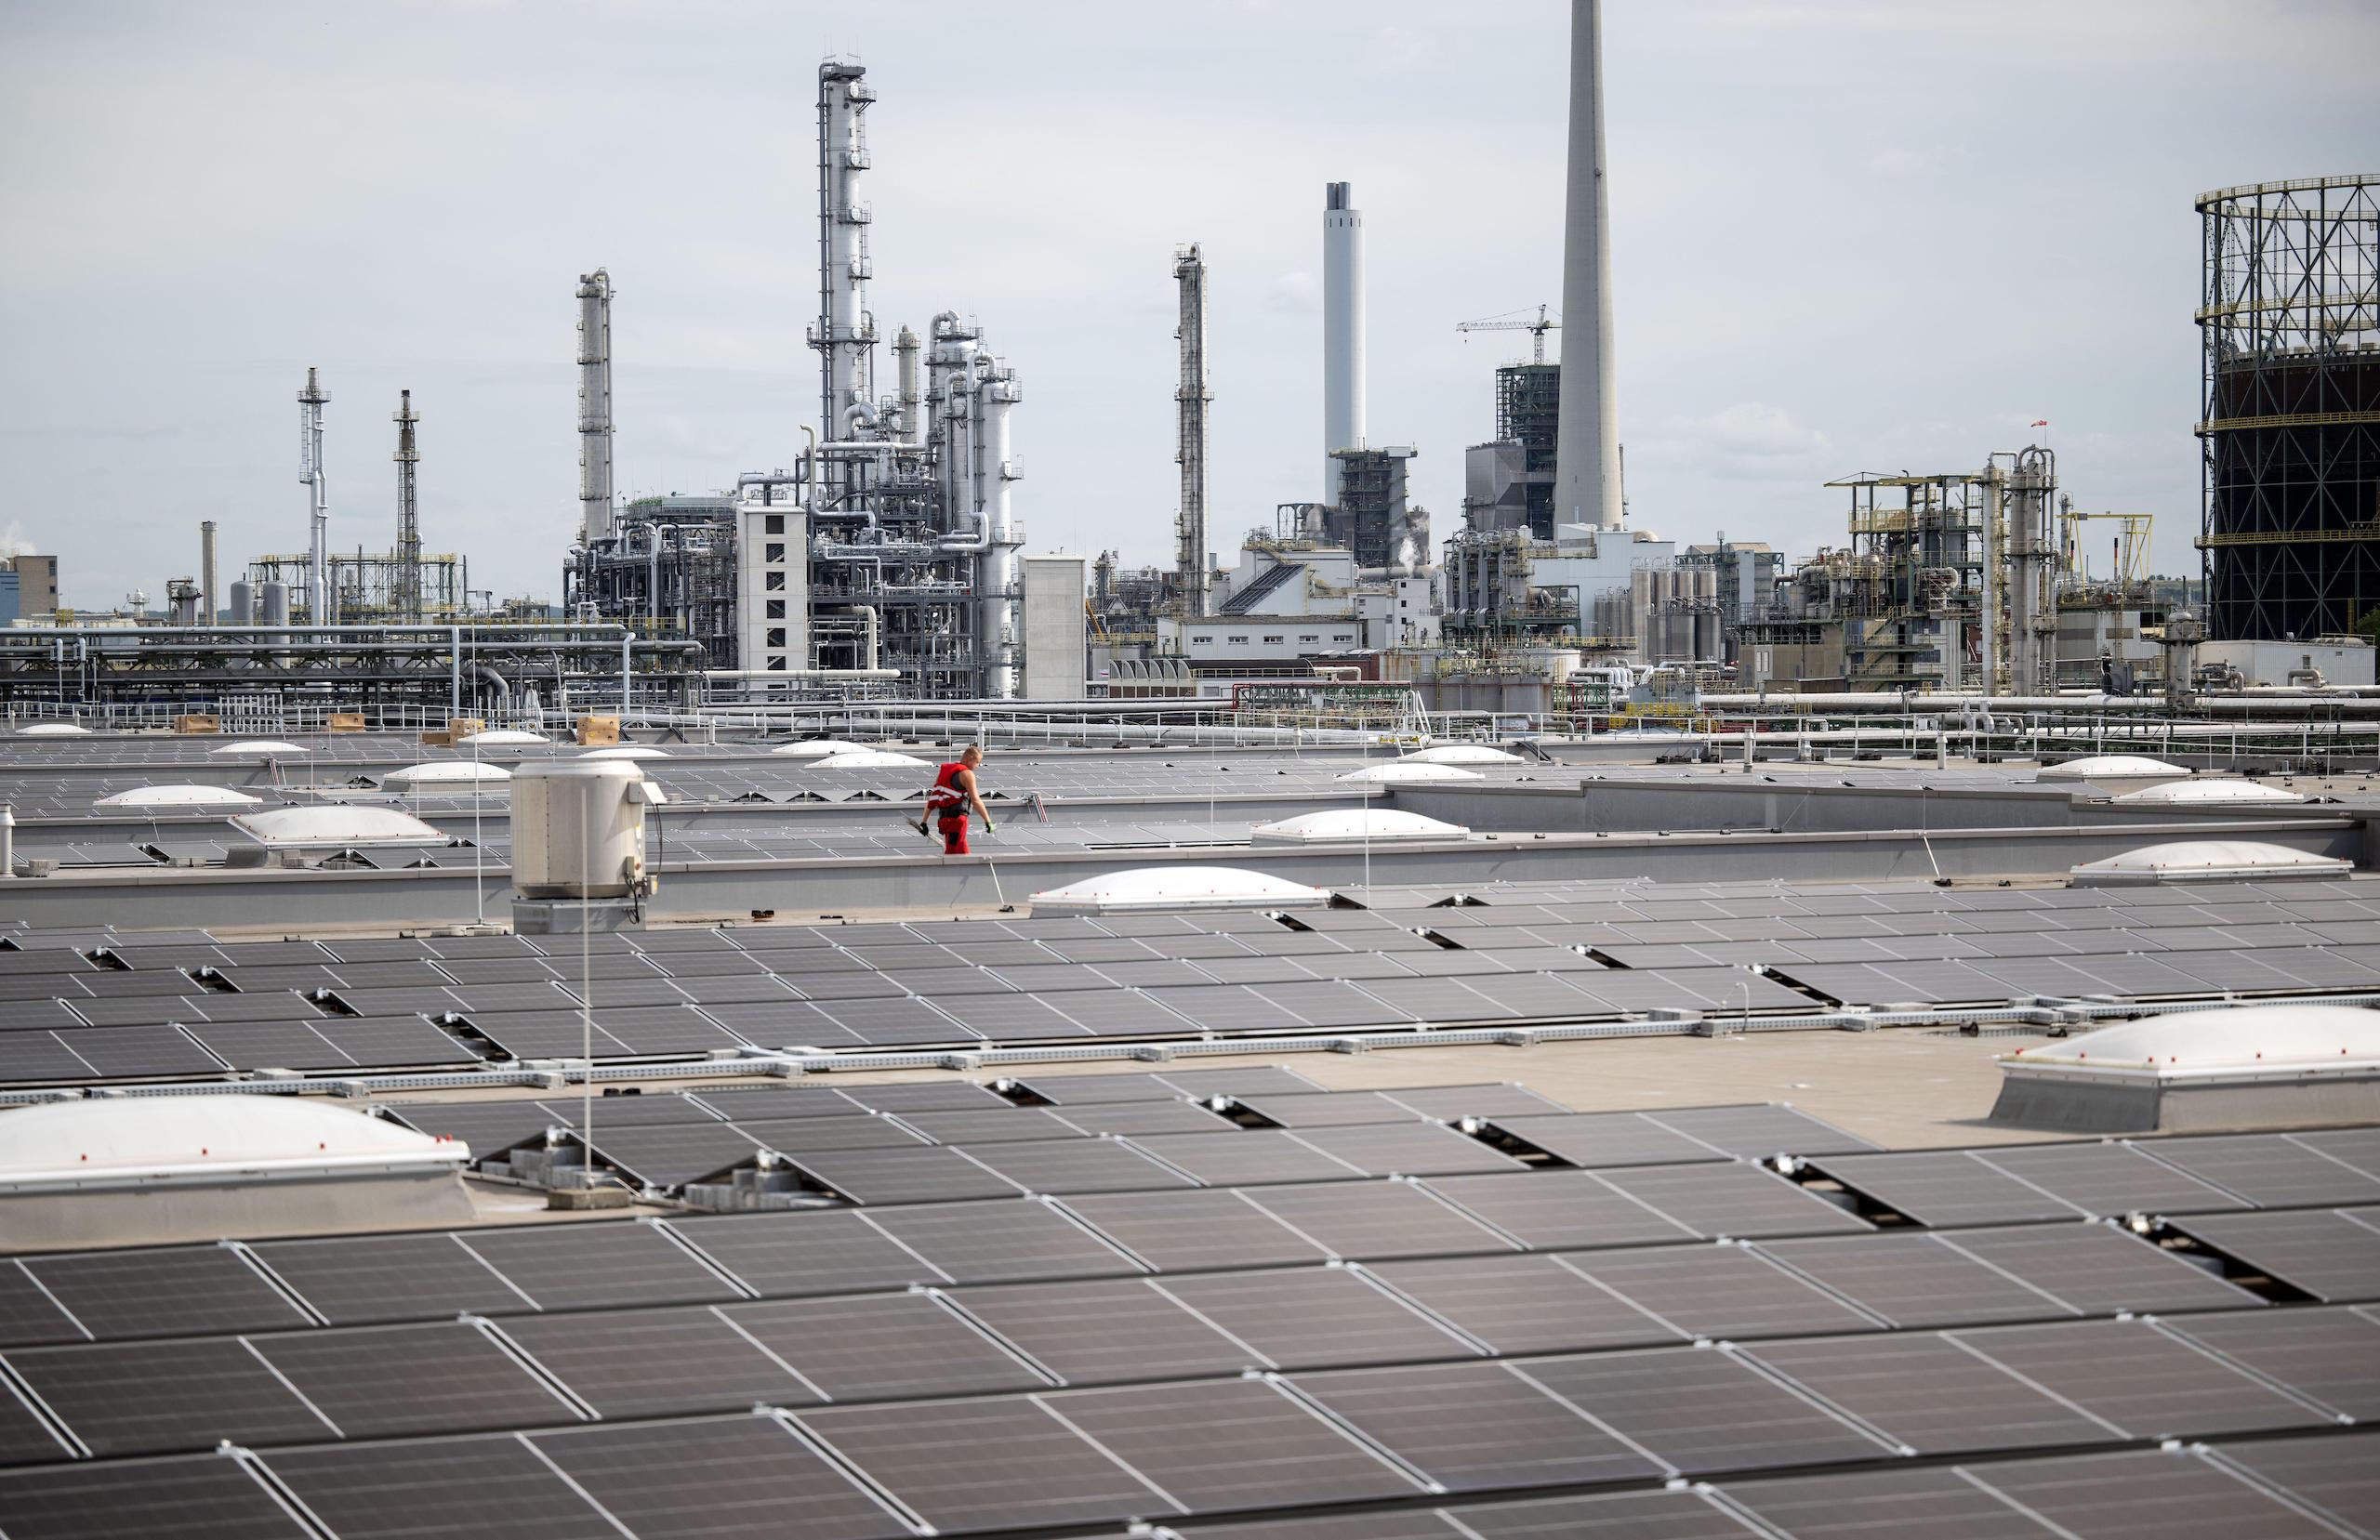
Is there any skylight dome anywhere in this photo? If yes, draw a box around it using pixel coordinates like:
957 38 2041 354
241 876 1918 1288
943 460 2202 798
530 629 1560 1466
1031 865 1332 915
1252 809 1469 844
94 784 263 809
1337 762 1484 785
2111 779 2304 807
383 760 513 787
2070 839 2349 886
231 806 448 848
1406 744 1523 765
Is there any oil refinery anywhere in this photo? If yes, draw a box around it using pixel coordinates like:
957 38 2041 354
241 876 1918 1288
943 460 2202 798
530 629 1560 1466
4 6 2380 1535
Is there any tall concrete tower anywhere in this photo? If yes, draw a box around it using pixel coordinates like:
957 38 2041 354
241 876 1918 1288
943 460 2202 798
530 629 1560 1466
1322 181 1365 505
575 270 615 546
1553 0 1623 531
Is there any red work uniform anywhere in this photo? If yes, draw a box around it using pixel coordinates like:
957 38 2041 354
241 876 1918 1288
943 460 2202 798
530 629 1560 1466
927 760 973 855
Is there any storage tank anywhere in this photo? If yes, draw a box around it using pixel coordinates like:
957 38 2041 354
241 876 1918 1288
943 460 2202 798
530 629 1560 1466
229 581 255 626
509 759 663 900
259 583 291 626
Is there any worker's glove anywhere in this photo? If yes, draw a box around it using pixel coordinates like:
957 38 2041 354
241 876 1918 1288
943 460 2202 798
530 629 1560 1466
983 820 996 834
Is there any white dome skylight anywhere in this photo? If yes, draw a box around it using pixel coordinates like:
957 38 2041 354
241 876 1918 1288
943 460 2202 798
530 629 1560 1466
2112 779 2305 806
94 784 263 810
1031 865 1332 915
813 750 932 770
1406 744 1524 765
1337 762 1484 784
1252 809 1469 843
2035 755 2188 782
2070 839 2350 886
383 760 513 787
231 806 448 848
771 739 869 757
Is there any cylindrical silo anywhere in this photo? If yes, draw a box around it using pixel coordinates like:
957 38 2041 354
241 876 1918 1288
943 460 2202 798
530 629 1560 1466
2198 175 2380 640
260 583 291 627
229 581 254 626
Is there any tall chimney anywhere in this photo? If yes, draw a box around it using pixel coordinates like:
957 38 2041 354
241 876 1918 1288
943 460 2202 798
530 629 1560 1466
199 520 218 627
1322 181 1365 505
1553 0 1623 531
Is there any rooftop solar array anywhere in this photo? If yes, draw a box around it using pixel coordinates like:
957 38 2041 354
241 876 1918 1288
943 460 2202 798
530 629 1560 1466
13 872 2380 1090
1 1086 2375 1537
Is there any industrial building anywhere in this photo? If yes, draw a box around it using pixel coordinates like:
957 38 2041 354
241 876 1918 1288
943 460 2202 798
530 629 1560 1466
564 60 1061 703
2199 174 2380 643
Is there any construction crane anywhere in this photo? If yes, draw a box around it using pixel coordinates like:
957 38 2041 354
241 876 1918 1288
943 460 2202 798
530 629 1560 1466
1456 305 1561 364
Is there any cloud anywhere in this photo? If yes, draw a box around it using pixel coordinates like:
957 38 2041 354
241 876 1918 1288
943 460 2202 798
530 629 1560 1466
1637 402 1835 482
1263 271 1319 316
1867 147 1933 178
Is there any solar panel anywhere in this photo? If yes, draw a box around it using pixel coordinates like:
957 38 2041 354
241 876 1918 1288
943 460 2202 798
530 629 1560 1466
1572 1244 1880 1340
572 1124 764 1187
1227 1091 1428 1127
1483 1112 1729 1169
1058 1189 1334 1273
783 1145 1025 1205
1367 1254 1683 1355
2138 1134 2380 1209
2165 1208 2380 1302
1049 1377 1423 1511
1721 1465 2069 1540
1375 1084 1569 1121
837 1081 1013 1113
1754 1231 2082 1329
1640 1103 1877 1159
455 1222 745 1310
1949 1318 2328 1440
1239 1179 1512 1261
0 1454 316 1540
1508 1347 1889 1475
1590 1163 1874 1240
526 1415 913 1540
862 1198 1145 1284
1156 1066 1329 1099
1288 1122 1529 1178
892 1108 1085 1145
1937 1223 2266 1313
20 1246 311 1341
498 1306 820 1416
2202 1432 2380 1539
1806 1151 2088 1228
795 1398 1168 1533
1128 1130 1366 1187
1049 1100 1237 1138
1962 1447 2343 1540
1149 1268 1473 1369
1976 1142 2247 1218
1435 1487 1767 1539
664 1210 947 1296
2165 1306 2380 1421
0 1264 87 1347
247 1321 579 1438
1289 1361 1659 1493
1420 1170 1701 1250
1002 1072 1188 1104
5 1336 326 1457
260 1436 626 1540
1750 1333 2121 1454
726 1293 1048 1400
951 1278 1260 1383
959 1137 1194 1197
249 1233 532 1325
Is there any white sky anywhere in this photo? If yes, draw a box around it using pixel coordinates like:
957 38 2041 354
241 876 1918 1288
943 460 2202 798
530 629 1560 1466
4 0 2374 610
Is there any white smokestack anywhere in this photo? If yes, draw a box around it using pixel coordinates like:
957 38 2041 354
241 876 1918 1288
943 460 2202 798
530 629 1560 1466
1553 0 1623 531
1322 181 1365 505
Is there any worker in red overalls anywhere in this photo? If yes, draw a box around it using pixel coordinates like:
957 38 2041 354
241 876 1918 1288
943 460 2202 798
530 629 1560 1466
924 744 994 855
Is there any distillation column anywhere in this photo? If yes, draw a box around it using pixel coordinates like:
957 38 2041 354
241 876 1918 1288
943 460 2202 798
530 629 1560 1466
298 366 332 624
1553 0 1623 531
1174 244 1212 618
2005 446 2056 693
976 360 1023 698
814 60 880 482
576 270 615 546
894 323 921 445
1322 183 1364 504
393 389 422 621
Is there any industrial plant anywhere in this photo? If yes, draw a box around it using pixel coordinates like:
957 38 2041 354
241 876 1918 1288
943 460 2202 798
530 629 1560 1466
3 6 2379 1536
